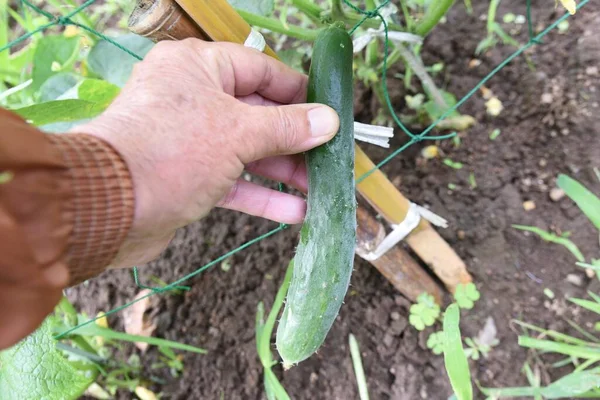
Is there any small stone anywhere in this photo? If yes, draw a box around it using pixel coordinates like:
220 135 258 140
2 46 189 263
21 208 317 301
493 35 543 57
550 130 558 137
469 59 481 68
392 176 402 187
390 311 401 320
586 66 599 75
390 319 408 335
383 332 394 347
541 93 553 104
561 128 570 136
539 158 547 167
310 372 318 384
208 326 220 336
586 268 596 279
457 230 466 240
523 200 536 211
549 187 565 201
522 177 532 187
566 273 584 287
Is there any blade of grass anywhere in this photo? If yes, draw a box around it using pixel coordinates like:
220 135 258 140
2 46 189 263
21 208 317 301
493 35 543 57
540 369 600 399
564 318 600 343
513 320 593 346
349 333 370 400
569 298 600 316
443 304 473 400
519 336 600 359
256 261 293 400
258 261 293 365
67 323 207 354
558 174 600 231
513 225 585 262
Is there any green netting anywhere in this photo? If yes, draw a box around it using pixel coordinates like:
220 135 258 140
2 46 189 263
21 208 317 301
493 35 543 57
0 0 589 339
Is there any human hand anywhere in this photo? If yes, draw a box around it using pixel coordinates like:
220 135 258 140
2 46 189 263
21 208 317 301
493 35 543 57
79 39 339 268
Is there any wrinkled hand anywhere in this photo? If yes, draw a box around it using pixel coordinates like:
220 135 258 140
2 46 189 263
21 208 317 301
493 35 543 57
81 39 339 268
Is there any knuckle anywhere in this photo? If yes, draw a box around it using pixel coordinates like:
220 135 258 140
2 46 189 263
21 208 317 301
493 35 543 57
273 108 301 153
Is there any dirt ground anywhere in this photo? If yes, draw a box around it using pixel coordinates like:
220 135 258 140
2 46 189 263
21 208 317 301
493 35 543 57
69 1 600 399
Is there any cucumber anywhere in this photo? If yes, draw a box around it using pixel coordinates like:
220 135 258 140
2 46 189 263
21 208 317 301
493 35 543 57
276 24 356 366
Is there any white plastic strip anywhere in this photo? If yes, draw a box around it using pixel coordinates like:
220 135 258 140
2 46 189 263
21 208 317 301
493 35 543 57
353 28 422 53
361 203 448 261
354 121 394 148
0 79 32 102
244 28 266 52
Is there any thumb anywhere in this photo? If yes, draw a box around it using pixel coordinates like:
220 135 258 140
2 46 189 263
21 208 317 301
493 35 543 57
238 104 340 163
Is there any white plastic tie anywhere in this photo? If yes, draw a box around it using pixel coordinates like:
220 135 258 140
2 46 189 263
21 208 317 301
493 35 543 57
353 121 394 148
361 203 448 261
244 28 266 52
353 28 422 53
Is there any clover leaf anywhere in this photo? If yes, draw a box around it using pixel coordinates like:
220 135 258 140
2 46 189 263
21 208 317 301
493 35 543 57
454 283 480 310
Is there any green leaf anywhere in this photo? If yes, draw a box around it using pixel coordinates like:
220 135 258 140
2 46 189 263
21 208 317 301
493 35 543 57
69 323 206 354
427 331 445 355
454 283 480 310
569 298 600 315
409 293 441 330
11 79 120 128
39 73 80 102
512 225 585 262
257 261 293 400
31 35 80 91
518 336 600 359
443 304 473 400
540 370 600 398
12 99 107 126
228 0 275 16
77 79 120 106
0 318 96 399
87 34 154 87
557 174 600 231
423 90 459 120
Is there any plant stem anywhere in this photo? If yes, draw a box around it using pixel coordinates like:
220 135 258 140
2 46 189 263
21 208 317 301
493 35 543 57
330 0 345 18
414 0 455 37
292 0 323 19
399 1 414 31
395 43 448 109
236 9 320 41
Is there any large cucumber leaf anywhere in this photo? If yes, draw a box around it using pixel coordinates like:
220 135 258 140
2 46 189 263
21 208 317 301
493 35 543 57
87 34 153 87
0 318 96 399
31 35 80 91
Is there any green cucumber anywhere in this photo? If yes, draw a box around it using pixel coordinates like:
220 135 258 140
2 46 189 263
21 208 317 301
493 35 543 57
276 24 356 366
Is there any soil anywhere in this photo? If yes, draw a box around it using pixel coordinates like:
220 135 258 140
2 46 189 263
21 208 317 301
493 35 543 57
69 1 600 399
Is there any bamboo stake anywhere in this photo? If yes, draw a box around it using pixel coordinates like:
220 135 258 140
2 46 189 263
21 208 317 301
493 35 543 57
356 207 443 303
128 0 208 41
129 0 470 294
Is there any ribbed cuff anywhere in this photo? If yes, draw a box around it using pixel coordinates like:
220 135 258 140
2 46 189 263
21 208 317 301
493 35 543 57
47 134 134 285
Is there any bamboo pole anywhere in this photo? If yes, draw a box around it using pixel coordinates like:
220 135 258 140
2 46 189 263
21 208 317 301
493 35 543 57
129 0 471 294
128 0 208 41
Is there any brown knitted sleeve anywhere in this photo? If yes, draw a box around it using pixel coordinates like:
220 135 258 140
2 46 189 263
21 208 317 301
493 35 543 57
0 108 134 286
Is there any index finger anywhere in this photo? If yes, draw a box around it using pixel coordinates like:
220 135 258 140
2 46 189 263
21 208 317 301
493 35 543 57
202 41 308 104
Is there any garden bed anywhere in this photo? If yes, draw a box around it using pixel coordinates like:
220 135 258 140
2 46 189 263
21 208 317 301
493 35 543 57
69 1 600 398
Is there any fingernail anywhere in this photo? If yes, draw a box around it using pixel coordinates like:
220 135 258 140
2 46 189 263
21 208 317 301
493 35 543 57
42 263 69 288
308 106 339 137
